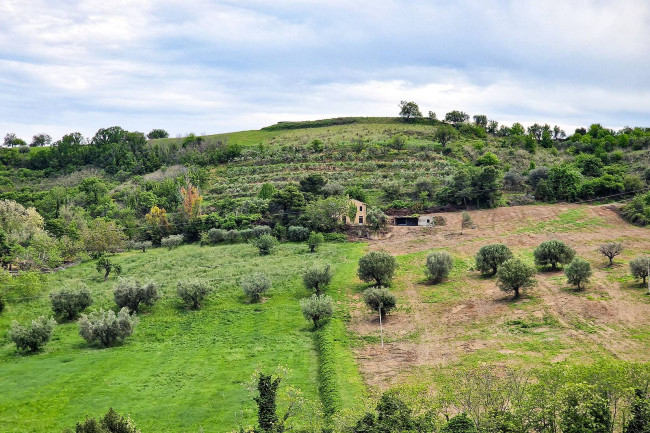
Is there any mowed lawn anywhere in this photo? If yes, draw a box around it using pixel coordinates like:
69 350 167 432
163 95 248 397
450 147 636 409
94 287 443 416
0 241 365 432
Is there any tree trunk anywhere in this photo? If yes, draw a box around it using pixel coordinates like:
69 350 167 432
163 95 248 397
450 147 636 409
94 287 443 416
104 269 109 281
608 256 613 266
513 287 520 299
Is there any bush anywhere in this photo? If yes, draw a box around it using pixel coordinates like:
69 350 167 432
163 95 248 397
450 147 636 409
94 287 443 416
363 287 396 317
253 225 272 238
441 413 477 433
62 407 140 433
358 251 396 286
475 244 513 276
630 256 650 286
132 241 152 252
621 192 650 226
300 294 334 328
8 316 56 352
287 225 310 242
252 234 278 255
242 272 271 302
425 251 454 284
78 307 138 347
307 231 324 253
208 228 227 244
534 240 576 270
565 257 592 290
0 297 4 314
239 228 255 241
323 232 347 242
598 242 623 266
177 279 212 309
113 277 159 313
225 229 242 244
496 258 536 299
303 264 332 295
366 207 389 232
96 255 122 281
161 234 183 249
50 285 93 320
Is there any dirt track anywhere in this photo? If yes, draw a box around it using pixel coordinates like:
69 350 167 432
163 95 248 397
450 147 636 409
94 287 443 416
348 204 650 389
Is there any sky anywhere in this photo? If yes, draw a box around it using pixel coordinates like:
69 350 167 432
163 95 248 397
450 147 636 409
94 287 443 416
1 0 649 142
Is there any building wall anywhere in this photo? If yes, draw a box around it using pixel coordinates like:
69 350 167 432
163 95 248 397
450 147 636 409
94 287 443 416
348 199 367 225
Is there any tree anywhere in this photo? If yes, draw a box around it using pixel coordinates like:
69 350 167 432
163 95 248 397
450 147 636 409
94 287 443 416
398 100 423 121
299 174 327 196
113 277 158 313
287 226 309 242
625 389 650 433
358 251 396 286
82 219 127 258
363 287 397 317
425 251 454 284
176 279 211 309
630 256 650 286
242 273 271 302
302 264 332 295
598 242 623 267
0 229 17 268
304 196 350 232
161 234 183 249
307 231 324 253
445 110 470 124
132 241 152 252
496 258 536 299
300 294 334 328
78 307 138 347
30 133 51 147
62 407 141 433
441 413 478 433
435 124 459 146
96 255 122 281
473 115 488 128
180 182 203 221
366 207 389 232
145 205 172 246
428 111 437 121
147 128 169 139
475 244 513 276
560 388 612 433
50 286 93 320
534 240 576 270
9 316 56 352
252 234 278 255
254 373 281 432
461 211 473 233
258 182 277 200
565 258 592 290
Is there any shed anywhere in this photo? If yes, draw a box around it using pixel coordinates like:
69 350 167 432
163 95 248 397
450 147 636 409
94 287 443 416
394 217 419 226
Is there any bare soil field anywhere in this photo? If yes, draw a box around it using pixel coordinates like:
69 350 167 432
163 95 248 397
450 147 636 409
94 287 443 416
347 204 650 390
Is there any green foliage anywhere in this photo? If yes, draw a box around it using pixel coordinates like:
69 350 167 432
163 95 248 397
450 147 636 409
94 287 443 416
398 101 423 121
366 207 389 232
345 185 367 203
536 165 582 202
176 279 212 310
252 234 278 255
241 272 271 302
625 389 650 433
598 242 623 266
389 134 407 150
425 251 454 284
560 385 612 433
363 287 396 317
382 181 403 201
353 392 434 432
300 294 334 328
9 316 55 352
496 258 536 299
358 251 396 286
287 225 310 242
302 264 332 295
475 244 513 276
307 231 324 253
304 196 350 232
445 110 470 124
254 373 281 432
461 211 473 231
565 258 592 290
622 192 650 226
534 240 576 270
259 182 277 200
441 413 477 433
161 234 183 250
78 307 138 347
630 256 650 285
63 407 141 433
299 173 327 196
113 277 159 313
96 255 122 281
131 240 152 252
147 128 169 139
50 285 93 320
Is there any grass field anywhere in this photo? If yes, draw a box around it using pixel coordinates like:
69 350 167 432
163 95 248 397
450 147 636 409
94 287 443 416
0 241 366 432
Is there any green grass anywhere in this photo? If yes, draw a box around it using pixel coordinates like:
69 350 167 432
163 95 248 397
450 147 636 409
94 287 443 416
515 208 608 234
0 242 366 432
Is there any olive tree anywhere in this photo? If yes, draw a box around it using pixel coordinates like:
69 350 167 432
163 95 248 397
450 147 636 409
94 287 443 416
50 285 93 320
113 277 159 313
358 251 396 286
565 258 592 290
363 287 397 317
242 272 271 302
96 255 122 281
496 258 536 299
300 294 334 328
475 244 513 276
252 234 278 255
161 234 183 250
398 100 422 121
9 316 56 352
306 231 324 253
630 256 650 286
598 242 623 267
176 279 212 309
78 308 138 347
534 240 575 270
425 251 453 284
302 264 332 295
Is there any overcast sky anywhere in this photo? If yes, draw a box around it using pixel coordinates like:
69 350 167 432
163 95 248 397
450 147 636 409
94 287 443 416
1 0 649 141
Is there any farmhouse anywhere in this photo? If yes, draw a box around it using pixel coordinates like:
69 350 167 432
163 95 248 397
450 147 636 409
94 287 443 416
344 199 367 225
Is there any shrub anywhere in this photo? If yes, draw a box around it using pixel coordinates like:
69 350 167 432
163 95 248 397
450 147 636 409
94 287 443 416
425 251 454 284
441 413 477 433
630 256 650 286
307 231 324 253
300 294 334 328
303 264 332 295
62 407 140 433
225 229 242 244
534 240 576 270
96 255 122 281
208 228 227 244
113 277 159 313
132 241 152 252
461 211 473 232
161 234 183 250
272 224 287 241
475 244 513 276
252 234 278 255
0 297 4 314
598 242 623 266
50 285 93 320
363 287 396 317
78 307 138 347
621 192 650 226
287 225 310 242
323 232 347 242
496 258 536 299
176 279 212 309
366 207 389 232
253 225 272 238
239 228 255 241
565 257 592 290
8 316 56 352
242 272 271 302
358 251 396 286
